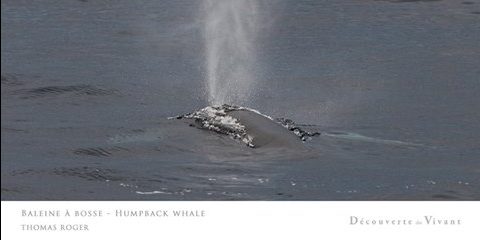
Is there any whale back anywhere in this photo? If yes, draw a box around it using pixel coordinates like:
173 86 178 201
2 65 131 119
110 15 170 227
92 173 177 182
227 109 303 148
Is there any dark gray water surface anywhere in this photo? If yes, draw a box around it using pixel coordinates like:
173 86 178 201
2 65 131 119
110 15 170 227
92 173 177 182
2 0 480 200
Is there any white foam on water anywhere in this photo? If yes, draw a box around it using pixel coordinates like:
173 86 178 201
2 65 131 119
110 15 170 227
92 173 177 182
324 132 423 147
135 191 172 195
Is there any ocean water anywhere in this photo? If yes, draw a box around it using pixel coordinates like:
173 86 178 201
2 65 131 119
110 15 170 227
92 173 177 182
2 0 480 200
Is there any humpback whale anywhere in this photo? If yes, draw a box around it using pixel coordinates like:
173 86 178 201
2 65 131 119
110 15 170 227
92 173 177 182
173 105 320 148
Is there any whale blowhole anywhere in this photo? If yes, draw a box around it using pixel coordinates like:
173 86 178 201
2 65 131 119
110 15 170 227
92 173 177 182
171 104 320 148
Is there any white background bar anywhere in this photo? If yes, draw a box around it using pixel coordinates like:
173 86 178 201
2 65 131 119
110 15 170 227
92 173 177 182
2 201 479 240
